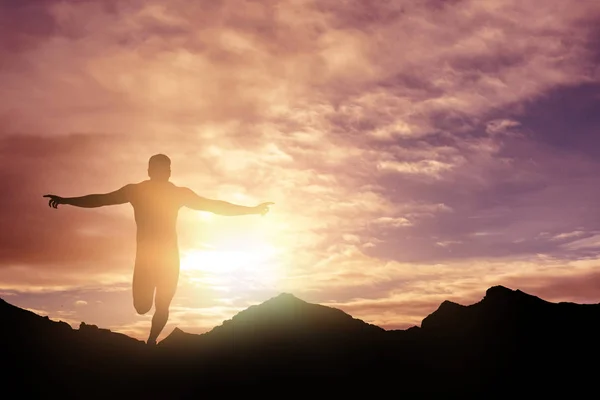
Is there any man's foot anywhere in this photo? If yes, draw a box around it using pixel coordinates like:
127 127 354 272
147 338 157 346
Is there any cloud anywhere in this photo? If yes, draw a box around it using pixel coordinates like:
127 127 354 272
436 240 462 248
377 159 455 178
485 119 521 136
374 217 413 228
550 230 586 241
0 134 138 276
562 234 600 250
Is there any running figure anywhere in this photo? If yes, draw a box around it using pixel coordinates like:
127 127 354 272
43 154 274 345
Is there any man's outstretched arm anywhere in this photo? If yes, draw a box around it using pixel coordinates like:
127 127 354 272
44 185 133 209
181 188 273 216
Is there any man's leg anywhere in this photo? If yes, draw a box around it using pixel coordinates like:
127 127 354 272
132 265 154 315
147 261 179 345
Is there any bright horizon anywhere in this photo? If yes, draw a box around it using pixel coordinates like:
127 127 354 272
1 0 600 341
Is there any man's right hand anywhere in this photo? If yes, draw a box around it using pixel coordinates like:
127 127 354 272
254 202 274 216
43 194 64 209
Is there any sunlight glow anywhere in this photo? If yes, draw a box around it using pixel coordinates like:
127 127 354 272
181 238 282 295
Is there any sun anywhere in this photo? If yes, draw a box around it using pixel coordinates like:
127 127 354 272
180 237 282 294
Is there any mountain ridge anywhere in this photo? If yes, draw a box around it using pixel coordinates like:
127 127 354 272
160 290 386 349
3 284 596 343
3 285 600 395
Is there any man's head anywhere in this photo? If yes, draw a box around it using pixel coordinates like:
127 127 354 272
148 154 171 181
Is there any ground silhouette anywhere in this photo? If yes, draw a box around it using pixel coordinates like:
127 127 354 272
3 286 600 397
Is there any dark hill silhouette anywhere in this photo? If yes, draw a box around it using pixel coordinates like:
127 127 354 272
160 292 385 350
3 286 600 397
1 298 152 397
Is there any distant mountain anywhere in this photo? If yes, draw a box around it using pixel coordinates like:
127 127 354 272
3 286 600 396
160 292 385 350
2 297 144 349
414 286 600 385
421 284 600 342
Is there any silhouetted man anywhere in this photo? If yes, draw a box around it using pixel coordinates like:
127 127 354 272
43 154 274 345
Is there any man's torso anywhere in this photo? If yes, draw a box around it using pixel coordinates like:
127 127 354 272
128 180 184 252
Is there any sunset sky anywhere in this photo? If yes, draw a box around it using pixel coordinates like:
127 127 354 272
1 0 600 341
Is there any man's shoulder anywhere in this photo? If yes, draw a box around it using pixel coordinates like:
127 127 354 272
126 181 190 197
126 181 147 189
123 180 149 195
176 186 195 201
169 182 191 192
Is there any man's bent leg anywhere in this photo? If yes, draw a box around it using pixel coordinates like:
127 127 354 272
132 265 154 315
147 262 179 345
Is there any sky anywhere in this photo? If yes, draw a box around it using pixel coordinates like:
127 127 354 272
1 0 600 341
